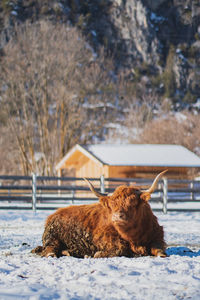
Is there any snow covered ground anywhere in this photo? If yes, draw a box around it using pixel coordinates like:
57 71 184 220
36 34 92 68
0 209 200 300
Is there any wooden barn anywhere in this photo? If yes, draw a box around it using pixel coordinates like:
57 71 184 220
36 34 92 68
55 144 200 179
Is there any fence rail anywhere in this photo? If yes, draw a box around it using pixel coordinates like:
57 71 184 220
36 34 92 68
0 174 200 213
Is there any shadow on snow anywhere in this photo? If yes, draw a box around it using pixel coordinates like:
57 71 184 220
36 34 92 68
166 246 200 257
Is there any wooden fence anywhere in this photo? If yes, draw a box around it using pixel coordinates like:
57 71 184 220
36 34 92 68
0 175 200 213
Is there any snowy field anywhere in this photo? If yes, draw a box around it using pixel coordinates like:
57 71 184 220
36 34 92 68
0 209 200 300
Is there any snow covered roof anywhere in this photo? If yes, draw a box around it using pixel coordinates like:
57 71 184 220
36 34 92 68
84 144 200 167
56 144 200 169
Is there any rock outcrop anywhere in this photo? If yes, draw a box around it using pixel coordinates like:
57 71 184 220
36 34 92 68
0 0 200 105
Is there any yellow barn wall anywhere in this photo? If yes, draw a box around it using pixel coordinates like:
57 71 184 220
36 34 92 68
59 161 189 180
108 166 136 178
75 160 109 198
107 166 189 179
76 159 106 178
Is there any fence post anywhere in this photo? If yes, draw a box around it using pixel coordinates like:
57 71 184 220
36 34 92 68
190 181 194 201
32 173 37 212
100 175 105 193
72 190 75 204
163 178 168 214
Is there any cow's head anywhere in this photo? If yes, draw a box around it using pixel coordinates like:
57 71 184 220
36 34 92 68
84 170 167 224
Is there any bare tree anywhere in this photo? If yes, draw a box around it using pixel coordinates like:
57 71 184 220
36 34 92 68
137 112 200 156
0 21 116 175
110 70 159 143
0 125 20 174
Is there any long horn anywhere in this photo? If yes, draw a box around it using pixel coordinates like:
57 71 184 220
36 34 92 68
83 178 108 198
143 170 168 194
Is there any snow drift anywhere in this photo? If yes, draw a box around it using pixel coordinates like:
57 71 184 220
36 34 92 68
0 210 200 300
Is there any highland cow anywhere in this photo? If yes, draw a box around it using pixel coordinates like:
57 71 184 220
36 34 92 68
32 170 167 258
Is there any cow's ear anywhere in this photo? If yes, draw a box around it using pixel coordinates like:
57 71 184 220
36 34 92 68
100 196 110 209
140 192 151 202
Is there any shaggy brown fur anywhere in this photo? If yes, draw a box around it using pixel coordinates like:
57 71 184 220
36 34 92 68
32 176 166 258
101 186 166 257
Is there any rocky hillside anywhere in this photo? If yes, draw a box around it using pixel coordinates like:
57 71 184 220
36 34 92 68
0 0 199 104
1 0 200 175
0 0 200 108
